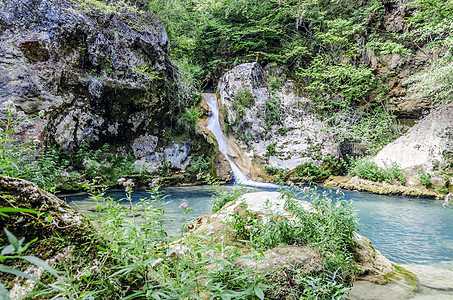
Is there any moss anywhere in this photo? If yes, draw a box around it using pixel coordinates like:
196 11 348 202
383 264 418 290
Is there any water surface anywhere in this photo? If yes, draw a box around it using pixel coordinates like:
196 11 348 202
64 185 453 269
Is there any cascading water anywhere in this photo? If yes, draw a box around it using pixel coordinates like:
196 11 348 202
203 93 276 187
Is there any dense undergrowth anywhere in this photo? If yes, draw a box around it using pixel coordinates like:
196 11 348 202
1 177 359 299
0 105 215 193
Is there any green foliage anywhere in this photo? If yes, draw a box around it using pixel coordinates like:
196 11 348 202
265 98 281 128
268 75 282 95
265 165 289 181
182 106 201 130
0 106 135 192
293 161 331 183
326 105 400 156
75 0 143 16
295 269 351 300
235 86 255 108
350 158 406 185
402 0 453 107
417 169 433 188
187 154 212 173
266 142 277 156
226 185 358 298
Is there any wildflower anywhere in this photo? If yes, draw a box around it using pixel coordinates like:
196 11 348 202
327 199 332 205
324 183 328 187
302 186 310 193
117 178 126 183
336 189 341 194
3 100 16 114
180 202 188 209
245 225 253 230
336 202 342 208
149 178 159 188
151 258 164 267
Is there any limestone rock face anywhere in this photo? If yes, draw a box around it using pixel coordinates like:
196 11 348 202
358 0 439 119
0 0 177 152
217 62 339 175
373 104 453 188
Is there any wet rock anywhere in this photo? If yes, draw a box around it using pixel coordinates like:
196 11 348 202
0 175 95 246
0 0 178 152
0 175 99 294
326 176 441 199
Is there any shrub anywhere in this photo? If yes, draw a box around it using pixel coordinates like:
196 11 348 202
182 106 201 130
187 154 212 173
265 98 281 128
293 161 331 183
235 87 255 108
417 169 432 188
266 142 277 156
349 158 406 185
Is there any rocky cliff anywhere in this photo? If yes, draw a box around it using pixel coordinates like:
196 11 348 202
0 0 218 181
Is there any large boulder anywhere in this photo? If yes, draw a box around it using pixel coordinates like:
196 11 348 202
0 175 99 296
373 104 453 189
189 191 394 280
0 175 96 248
0 0 178 151
0 0 219 180
217 62 339 178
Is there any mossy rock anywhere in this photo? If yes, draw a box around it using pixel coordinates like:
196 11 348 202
0 175 101 289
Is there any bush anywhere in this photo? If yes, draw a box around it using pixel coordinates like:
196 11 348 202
417 169 432 188
350 158 406 185
265 98 281 128
293 161 331 183
235 87 255 108
187 155 212 173
266 142 277 156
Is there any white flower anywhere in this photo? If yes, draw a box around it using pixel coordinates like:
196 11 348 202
3 100 16 113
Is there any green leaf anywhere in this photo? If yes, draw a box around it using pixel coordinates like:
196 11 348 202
0 282 11 300
21 256 58 278
0 264 38 282
1 244 14 256
0 207 39 215
254 286 264 300
4 229 20 252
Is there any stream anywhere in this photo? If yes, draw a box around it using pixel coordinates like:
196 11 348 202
65 186 453 299
65 92 453 298
64 186 453 269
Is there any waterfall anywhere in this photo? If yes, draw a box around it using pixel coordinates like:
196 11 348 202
203 93 276 188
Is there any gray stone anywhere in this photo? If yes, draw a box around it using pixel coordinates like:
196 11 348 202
0 0 178 152
373 104 453 188
217 62 339 174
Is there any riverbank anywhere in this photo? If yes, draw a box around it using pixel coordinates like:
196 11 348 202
325 175 444 199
